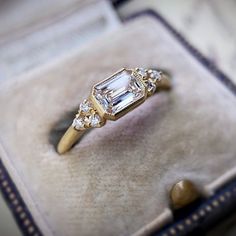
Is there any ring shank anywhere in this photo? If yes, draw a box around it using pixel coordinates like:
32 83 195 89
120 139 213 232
156 71 171 92
57 126 85 154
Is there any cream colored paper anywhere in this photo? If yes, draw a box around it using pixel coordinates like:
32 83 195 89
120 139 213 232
0 17 236 236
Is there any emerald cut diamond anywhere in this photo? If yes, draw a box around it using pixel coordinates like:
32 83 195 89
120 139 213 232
92 69 146 119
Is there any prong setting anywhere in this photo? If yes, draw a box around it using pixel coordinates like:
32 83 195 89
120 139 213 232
72 99 105 131
136 68 162 96
73 68 164 130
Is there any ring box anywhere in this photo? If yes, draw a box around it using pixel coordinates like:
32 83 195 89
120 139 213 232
0 14 236 236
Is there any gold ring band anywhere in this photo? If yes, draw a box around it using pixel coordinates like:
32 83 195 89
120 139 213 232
57 68 171 154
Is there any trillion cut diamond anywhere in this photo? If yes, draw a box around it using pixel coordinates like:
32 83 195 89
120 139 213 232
93 69 145 117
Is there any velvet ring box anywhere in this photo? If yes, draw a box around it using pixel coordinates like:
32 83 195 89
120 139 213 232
0 15 236 236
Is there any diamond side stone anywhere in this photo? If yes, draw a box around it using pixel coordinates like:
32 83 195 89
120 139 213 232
90 114 101 127
72 118 84 130
80 100 91 113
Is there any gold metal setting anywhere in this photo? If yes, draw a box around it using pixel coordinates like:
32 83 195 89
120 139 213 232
57 68 171 154
170 180 200 209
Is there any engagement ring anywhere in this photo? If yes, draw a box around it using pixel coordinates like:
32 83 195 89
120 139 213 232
57 68 171 154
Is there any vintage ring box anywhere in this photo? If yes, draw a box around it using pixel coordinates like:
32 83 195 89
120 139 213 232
0 16 236 236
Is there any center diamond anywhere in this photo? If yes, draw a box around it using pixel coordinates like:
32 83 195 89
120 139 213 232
92 69 146 119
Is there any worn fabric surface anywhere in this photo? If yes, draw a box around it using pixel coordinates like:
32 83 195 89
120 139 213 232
0 17 236 236
0 0 120 81
118 0 236 83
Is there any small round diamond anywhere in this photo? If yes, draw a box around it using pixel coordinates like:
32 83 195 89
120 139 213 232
150 70 161 81
80 100 91 113
72 118 84 130
137 68 147 77
90 114 101 127
146 79 156 93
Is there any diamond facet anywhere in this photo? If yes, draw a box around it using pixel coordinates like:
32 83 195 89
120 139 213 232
80 100 91 113
93 69 145 117
84 116 91 125
137 68 147 77
90 114 101 127
72 118 84 130
146 79 156 93
150 70 161 81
